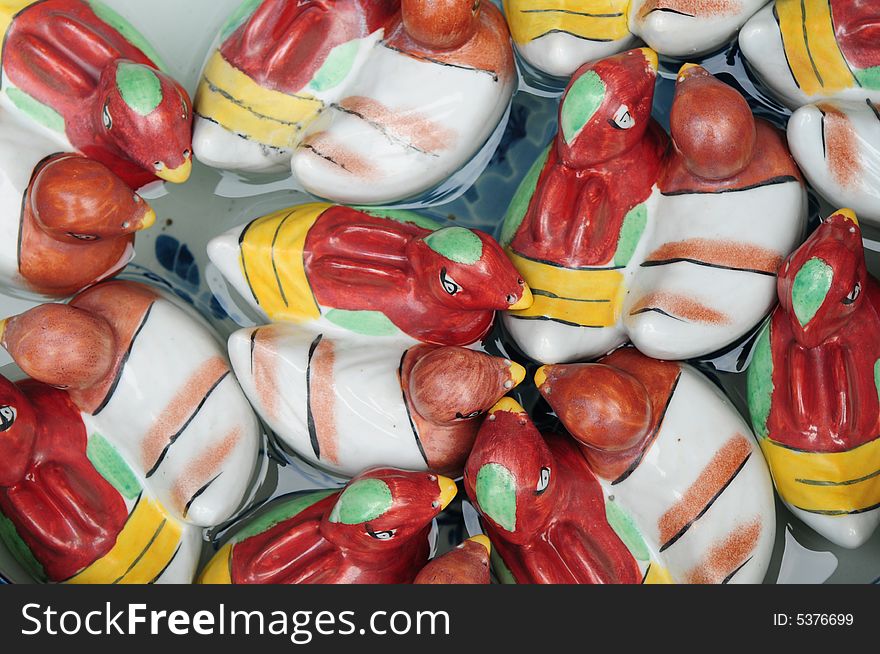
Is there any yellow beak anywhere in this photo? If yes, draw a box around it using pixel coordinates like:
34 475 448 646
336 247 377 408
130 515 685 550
489 397 525 416
156 157 192 184
137 207 157 231
508 360 526 388
640 47 659 72
437 475 458 510
837 208 859 226
0 318 7 345
468 535 491 554
534 365 550 389
508 284 533 311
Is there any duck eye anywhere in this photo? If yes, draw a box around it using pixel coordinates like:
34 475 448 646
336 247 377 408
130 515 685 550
472 0 480 13
535 466 551 495
154 161 165 172
183 149 191 159
610 104 634 130
440 268 461 296
367 528 397 541
102 103 112 130
67 232 99 241
455 410 484 420
843 281 861 305
0 406 15 431
182 100 189 121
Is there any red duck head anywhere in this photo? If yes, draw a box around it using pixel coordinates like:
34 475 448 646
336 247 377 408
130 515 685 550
407 346 526 425
30 154 156 242
557 48 658 168
777 209 867 349
0 377 37 487
320 468 457 552
98 61 193 184
401 0 481 49
463 399 555 546
0 304 116 391
408 227 533 312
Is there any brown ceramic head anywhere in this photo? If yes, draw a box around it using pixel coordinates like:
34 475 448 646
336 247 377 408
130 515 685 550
401 0 481 49
535 363 653 453
670 64 756 180
0 304 116 390
30 154 156 241
413 535 491 584
407 346 526 425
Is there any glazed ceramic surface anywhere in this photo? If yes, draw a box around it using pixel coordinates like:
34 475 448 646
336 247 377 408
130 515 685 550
504 0 767 78
0 280 262 583
739 0 880 110
747 209 880 549
193 0 517 205
502 50 806 363
199 468 457 584
414 535 492 584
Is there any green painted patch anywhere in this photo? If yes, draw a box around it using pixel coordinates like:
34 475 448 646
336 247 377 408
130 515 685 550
6 88 65 133
87 1 169 72
501 144 552 247
746 323 774 439
0 512 46 582
560 70 606 144
116 63 163 116
475 463 517 532
855 66 880 91
605 500 650 562
613 204 647 267
234 490 335 543
874 359 880 406
325 309 401 337
791 257 833 327
87 433 140 500
491 547 518 584
425 227 483 265
357 208 442 231
309 40 361 93
328 479 393 525
219 0 263 41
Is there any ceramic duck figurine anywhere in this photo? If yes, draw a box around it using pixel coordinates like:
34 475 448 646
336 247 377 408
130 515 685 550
0 375 207 583
0 280 262 537
0 0 194 189
209 203 532 347
413 535 491 584
747 209 880 549
229 323 526 477
504 0 767 78
194 0 516 204
0 151 155 298
502 53 805 362
739 0 880 109
199 468 458 584
465 348 776 584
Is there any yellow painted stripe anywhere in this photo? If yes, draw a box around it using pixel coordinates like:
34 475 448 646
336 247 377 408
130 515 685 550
198 543 234 585
195 52 324 148
67 498 182 585
239 203 328 323
507 250 624 327
760 437 880 514
643 562 674 584
776 0 855 96
0 1 33 38
504 0 629 45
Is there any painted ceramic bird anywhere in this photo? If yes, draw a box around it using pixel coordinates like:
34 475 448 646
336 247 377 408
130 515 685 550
502 53 805 363
14 153 155 297
209 203 532 347
748 209 880 548
199 468 458 584
0 0 194 188
413 535 491 584
0 375 203 583
0 280 262 529
230 324 526 477
740 0 880 108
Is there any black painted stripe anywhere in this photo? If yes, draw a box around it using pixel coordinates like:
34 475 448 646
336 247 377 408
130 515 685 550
331 103 439 158
301 143 351 172
269 210 295 307
613 373 682 486
505 314 605 329
641 258 778 277
722 556 753 584
767 433 880 455
184 474 223 517
773 4 801 91
660 175 799 197
629 307 687 323
794 500 880 516
249 328 259 375
202 77 309 128
509 249 625 271
93 303 155 416
398 351 430 467
531 28 613 43
145 371 232 478
868 99 880 124
798 466 880 487
531 288 613 302
380 43 500 82
194 113 289 152
800 0 824 88
148 544 181 585
645 8 694 17
520 8 623 18
640 564 652 584
306 334 324 460
239 219 261 306
660 453 753 552
111 519 167 584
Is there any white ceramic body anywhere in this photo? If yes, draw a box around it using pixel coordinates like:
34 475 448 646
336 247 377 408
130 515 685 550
504 181 807 363
788 100 880 227
739 4 880 109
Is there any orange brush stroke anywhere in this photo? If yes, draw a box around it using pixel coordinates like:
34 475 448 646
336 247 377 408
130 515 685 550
638 0 741 20
818 103 860 189
310 338 339 465
645 239 784 274
172 427 242 514
629 292 730 325
685 519 762 584
338 96 456 154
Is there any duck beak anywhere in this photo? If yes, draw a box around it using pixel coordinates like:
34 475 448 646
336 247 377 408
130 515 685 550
640 47 659 73
137 207 157 231
0 318 7 345
436 476 458 510
507 360 526 388
508 284 533 311
489 397 526 416
156 157 192 184
468 535 491 554
534 365 550 390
